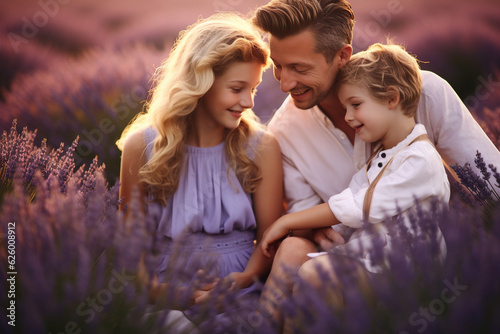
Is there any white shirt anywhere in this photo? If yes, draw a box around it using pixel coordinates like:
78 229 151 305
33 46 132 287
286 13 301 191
313 125 449 272
329 124 450 227
268 71 500 214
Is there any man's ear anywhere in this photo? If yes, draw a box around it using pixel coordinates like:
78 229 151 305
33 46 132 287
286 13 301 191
387 86 400 110
337 44 353 67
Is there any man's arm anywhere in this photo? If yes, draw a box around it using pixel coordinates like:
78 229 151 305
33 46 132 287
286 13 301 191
418 71 500 172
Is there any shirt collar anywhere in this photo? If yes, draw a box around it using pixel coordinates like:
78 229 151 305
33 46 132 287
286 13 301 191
378 124 427 157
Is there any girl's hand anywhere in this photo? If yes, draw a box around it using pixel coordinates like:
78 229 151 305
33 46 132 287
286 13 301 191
194 274 238 310
227 272 253 289
192 269 218 305
192 282 218 305
261 218 290 258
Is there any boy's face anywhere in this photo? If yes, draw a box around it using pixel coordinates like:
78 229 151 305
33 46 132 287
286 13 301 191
269 29 340 110
339 83 400 147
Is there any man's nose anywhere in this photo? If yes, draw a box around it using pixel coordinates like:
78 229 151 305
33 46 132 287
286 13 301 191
275 68 296 93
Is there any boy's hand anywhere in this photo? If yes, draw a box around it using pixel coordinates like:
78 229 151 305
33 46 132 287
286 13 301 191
261 218 290 258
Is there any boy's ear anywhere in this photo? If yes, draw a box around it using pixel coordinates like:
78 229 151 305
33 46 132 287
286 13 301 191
387 86 400 110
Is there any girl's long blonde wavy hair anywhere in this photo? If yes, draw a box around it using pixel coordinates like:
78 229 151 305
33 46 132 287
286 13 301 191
117 12 270 206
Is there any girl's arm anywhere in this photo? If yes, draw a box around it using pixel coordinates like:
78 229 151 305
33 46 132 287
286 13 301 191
231 131 284 288
261 203 340 258
119 130 148 213
120 130 224 307
120 130 217 307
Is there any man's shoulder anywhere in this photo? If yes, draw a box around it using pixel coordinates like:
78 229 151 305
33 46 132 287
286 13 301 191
421 70 451 95
417 71 455 117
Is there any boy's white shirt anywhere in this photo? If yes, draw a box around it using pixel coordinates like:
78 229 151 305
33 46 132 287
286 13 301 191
308 124 450 271
268 70 500 214
328 124 449 227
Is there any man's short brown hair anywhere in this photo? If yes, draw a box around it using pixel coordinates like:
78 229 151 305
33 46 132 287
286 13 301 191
252 0 355 62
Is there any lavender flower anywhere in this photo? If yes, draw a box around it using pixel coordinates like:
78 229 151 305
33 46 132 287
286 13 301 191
452 162 492 203
0 122 273 333
2 111 500 334
0 43 164 182
489 164 500 188
475 150 491 181
0 133 166 333
278 200 500 334
0 121 106 207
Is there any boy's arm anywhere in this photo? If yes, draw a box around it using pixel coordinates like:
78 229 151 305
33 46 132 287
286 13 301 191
331 141 448 228
261 203 340 258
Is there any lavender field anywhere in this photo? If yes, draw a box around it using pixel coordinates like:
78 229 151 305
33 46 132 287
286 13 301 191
1 0 500 333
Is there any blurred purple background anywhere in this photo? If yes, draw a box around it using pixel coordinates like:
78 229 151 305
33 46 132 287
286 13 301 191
1 0 499 180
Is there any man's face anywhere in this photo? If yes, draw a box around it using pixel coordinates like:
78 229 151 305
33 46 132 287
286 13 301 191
269 29 340 110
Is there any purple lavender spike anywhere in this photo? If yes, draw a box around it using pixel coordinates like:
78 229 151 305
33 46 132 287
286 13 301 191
489 164 500 189
475 150 491 181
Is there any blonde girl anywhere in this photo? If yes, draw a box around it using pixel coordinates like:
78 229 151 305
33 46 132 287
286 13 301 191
117 12 283 313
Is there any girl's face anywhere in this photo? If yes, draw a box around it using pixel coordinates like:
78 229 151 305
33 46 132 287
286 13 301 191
196 61 264 131
339 83 400 148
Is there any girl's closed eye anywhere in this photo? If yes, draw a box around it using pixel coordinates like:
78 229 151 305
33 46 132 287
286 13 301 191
231 87 243 93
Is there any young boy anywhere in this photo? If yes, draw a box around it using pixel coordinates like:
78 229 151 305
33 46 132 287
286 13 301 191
261 43 450 275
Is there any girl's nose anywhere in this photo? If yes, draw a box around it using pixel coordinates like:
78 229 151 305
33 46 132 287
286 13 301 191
241 91 254 109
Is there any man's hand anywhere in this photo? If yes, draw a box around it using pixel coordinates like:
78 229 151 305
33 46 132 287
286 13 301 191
312 227 345 251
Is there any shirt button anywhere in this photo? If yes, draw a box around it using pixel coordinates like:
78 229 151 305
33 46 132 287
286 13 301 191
357 163 364 169
381 152 386 158
340 133 346 139
378 162 383 168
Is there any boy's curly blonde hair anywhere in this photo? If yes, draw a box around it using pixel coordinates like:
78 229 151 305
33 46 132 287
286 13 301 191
336 43 422 117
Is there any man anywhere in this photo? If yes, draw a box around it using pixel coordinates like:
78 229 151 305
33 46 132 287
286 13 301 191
251 0 500 318
253 0 499 247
